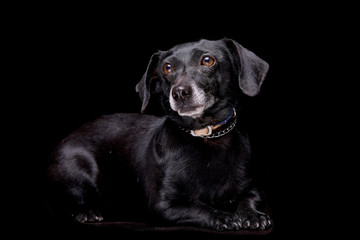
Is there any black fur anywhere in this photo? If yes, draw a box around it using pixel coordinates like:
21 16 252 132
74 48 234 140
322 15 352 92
47 38 271 231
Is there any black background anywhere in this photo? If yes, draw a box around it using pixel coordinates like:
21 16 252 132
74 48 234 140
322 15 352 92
8 3 357 239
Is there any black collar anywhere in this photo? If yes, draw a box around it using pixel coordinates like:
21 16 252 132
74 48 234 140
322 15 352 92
184 108 237 139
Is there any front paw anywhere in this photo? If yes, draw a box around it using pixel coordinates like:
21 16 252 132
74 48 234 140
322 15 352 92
238 211 271 230
72 209 104 223
212 211 242 231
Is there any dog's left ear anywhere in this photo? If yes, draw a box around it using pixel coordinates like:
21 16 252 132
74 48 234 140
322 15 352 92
225 38 269 96
136 52 161 113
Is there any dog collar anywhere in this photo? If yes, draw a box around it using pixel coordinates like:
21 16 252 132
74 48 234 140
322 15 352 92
187 108 237 139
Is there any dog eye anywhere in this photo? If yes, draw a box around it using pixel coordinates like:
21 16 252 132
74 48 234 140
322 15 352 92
201 56 215 66
163 63 172 74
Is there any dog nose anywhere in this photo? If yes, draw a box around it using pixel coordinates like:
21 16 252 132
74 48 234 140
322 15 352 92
172 84 192 101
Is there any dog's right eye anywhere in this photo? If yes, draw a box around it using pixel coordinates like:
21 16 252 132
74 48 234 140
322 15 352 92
163 64 172 74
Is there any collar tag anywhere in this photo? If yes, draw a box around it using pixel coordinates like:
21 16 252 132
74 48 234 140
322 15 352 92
190 126 213 137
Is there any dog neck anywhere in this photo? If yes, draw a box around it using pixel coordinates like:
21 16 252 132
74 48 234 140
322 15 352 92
185 107 237 139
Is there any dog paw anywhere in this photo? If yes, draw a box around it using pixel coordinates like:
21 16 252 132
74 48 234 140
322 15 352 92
72 209 104 223
212 211 243 231
238 211 271 230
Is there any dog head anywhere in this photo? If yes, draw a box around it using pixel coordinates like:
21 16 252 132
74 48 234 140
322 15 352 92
136 38 269 129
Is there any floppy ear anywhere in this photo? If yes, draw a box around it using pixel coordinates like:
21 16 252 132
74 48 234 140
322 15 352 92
225 38 269 96
135 52 161 113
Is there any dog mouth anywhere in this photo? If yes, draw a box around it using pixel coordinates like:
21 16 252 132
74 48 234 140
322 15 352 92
176 105 206 118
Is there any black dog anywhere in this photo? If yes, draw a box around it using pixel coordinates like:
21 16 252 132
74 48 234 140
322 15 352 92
47 38 271 231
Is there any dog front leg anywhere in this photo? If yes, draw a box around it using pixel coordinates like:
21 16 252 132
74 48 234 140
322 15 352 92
154 199 242 231
235 188 272 230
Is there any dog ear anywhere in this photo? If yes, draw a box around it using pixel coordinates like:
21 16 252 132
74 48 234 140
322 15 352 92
225 38 269 96
136 52 161 113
